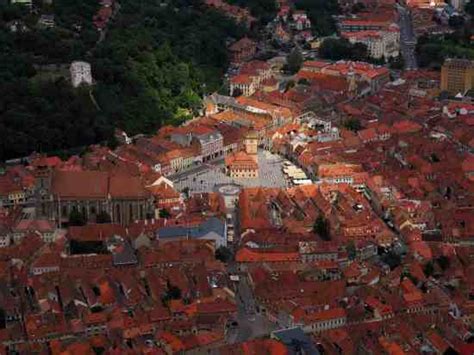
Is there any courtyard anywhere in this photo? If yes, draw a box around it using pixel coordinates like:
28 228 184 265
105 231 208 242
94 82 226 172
172 150 290 194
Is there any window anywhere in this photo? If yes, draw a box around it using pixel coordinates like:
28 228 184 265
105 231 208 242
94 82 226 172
116 205 121 223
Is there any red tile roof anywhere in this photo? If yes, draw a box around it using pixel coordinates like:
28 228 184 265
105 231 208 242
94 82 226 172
52 171 108 199
236 247 299 263
67 224 126 242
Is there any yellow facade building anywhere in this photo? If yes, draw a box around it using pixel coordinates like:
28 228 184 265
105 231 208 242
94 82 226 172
441 58 474 95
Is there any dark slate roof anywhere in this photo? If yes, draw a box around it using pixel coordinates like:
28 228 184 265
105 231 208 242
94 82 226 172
111 240 138 266
157 217 225 240
272 327 320 355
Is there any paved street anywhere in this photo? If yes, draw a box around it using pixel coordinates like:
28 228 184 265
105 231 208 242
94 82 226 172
226 272 277 344
398 5 418 70
172 150 289 194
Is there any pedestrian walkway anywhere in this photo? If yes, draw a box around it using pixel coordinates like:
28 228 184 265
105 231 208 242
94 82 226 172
172 150 289 194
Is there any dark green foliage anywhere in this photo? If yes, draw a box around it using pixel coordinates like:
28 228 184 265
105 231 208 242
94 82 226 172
226 0 277 24
0 4 29 23
294 0 339 36
346 240 356 260
96 211 112 224
319 38 368 61
0 0 246 161
343 118 362 132
68 209 87 226
298 78 310 86
351 3 365 13
167 286 181 300
286 48 303 74
159 208 171 219
215 246 233 263
284 80 295 91
416 34 474 69
448 15 465 29
423 261 434 277
90 305 104 313
92 0 246 135
313 215 330 240
389 56 405 70
92 347 106 355
0 78 113 161
436 255 450 271
163 281 182 304
380 250 401 270
466 1 474 16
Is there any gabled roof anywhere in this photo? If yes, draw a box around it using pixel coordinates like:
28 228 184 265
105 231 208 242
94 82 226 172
51 171 108 199
51 171 149 200
157 217 225 240
68 224 127 242
235 247 299 262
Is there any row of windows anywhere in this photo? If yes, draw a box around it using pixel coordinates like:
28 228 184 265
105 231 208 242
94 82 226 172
312 317 345 330
61 203 146 223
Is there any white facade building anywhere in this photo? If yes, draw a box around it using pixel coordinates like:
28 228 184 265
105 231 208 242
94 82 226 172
70 61 93 88
196 132 224 162
229 76 257 97
0 235 10 248
342 28 400 60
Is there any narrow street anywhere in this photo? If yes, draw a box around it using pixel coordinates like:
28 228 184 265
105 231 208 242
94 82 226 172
397 5 418 70
226 272 276 344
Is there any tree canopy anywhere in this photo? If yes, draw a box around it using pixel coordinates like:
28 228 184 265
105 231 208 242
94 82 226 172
286 48 303 74
343 118 362 132
69 209 87 226
215 246 233 263
226 0 277 25
416 34 474 69
319 38 368 61
313 215 331 241
0 0 247 161
159 208 171 219
294 0 339 36
96 211 112 224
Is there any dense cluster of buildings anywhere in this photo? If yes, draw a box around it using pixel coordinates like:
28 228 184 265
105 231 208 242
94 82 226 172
204 0 255 27
337 6 401 61
0 0 473 353
0 49 473 351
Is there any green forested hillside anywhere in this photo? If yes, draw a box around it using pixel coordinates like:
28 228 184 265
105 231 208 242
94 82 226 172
0 0 246 161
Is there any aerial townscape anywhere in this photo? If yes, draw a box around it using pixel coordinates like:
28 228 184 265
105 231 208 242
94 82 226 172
0 0 474 353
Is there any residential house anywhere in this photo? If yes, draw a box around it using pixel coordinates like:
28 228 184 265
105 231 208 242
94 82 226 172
11 219 58 244
194 131 224 162
228 37 256 64
156 217 227 248
341 27 400 60
299 242 339 263
292 308 347 333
